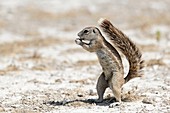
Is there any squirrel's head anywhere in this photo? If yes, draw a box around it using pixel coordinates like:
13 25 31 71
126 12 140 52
77 27 102 45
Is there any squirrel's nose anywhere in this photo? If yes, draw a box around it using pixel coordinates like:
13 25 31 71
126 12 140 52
77 32 81 37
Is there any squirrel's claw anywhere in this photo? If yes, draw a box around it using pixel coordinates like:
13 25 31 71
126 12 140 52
75 38 83 45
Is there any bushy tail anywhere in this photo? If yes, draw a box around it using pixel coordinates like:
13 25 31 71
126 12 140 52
98 18 144 83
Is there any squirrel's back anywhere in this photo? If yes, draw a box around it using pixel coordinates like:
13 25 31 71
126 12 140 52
98 18 144 83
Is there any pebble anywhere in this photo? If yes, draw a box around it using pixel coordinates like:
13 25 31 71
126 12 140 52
109 102 120 108
142 97 154 104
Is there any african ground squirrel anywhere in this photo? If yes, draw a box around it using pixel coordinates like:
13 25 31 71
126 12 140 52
75 18 144 103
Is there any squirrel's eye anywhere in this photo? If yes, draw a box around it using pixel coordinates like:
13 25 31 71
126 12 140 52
83 30 89 34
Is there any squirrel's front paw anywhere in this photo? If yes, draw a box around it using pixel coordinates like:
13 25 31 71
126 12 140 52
75 38 83 45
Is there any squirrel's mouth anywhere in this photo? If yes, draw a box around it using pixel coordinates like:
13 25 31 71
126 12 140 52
80 39 91 45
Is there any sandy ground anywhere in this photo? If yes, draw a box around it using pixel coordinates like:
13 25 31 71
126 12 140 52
0 0 170 112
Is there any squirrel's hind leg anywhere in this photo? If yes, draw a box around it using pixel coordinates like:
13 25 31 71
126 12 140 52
110 85 121 103
96 72 108 103
109 73 124 103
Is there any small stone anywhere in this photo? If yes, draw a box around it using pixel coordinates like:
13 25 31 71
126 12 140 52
62 99 67 105
77 94 83 97
106 94 112 98
11 104 20 108
155 91 159 94
55 79 62 83
142 97 154 104
89 89 95 96
109 102 120 108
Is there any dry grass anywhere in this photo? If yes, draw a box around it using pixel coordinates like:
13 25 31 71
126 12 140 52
74 60 98 67
60 48 83 54
19 51 42 61
0 37 64 56
28 51 42 59
0 19 7 28
25 7 92 21
129 13 170 30
0 37 72 73
146 59 166 67
31 65 49 71
23 30 41 37
69 78 95 85
139 44 159 52
0 64 20 75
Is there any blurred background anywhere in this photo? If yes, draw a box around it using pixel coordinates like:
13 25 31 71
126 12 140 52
0 0 170 112
0 0 169 72
1 0 170 40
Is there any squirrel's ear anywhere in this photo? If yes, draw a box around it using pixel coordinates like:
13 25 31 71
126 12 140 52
93 29 96 33
93 28 98 34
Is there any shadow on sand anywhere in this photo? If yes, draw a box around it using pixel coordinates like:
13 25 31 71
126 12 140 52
44 98 117 106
